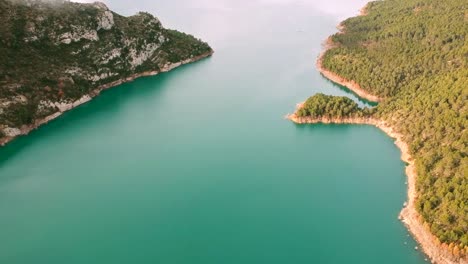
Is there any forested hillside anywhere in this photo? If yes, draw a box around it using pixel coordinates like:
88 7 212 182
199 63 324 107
303 0 467 252
0 0 212 140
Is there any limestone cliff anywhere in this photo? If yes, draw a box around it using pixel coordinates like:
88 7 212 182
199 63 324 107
0 0 213 141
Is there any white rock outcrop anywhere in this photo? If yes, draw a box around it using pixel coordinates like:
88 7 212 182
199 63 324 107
100 48 121 64
129 43 160 68
97 10 114 31
88 72 118 82
53 95 91 112
3 127 22 137
59 28 99 44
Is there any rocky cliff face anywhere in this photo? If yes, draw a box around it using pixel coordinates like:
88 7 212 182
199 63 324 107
0 0 212 139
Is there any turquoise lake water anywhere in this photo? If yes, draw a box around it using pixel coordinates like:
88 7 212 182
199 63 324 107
0 0 427 263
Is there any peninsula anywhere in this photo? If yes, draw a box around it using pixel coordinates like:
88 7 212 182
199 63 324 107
289 0 467 263
0 0 213 145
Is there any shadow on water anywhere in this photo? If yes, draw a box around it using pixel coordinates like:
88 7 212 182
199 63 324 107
290 121 373 135
0 58 213 169
320 73 379 107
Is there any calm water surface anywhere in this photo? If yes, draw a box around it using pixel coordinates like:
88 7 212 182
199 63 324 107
0 1 426 263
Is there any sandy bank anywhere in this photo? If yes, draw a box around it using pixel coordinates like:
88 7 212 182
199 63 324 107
0 51 213 147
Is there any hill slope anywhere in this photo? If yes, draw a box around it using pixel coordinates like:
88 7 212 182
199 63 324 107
0 0 212 142
293 0 467 262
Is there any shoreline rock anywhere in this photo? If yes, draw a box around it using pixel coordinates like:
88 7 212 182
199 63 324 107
0 51 213 147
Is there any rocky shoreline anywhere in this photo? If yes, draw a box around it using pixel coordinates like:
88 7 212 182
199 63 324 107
288 108 466 264
0 51 213 147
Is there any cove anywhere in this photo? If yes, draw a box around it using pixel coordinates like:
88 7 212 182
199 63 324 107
0 1 427 263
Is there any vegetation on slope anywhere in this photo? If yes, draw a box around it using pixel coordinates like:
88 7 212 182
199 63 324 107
296 93 374 119
302 0 467 251
0 0 212 133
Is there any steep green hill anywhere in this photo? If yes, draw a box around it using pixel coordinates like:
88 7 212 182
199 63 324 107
0 0 212 139
301 0 467 251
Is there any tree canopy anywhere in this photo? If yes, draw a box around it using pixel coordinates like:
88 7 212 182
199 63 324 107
302 0 467 250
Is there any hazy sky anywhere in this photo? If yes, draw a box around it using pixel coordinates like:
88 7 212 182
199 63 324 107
71 0 368 21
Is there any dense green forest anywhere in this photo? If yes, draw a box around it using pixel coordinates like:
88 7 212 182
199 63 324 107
296 93 374 118
303 0 467 251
